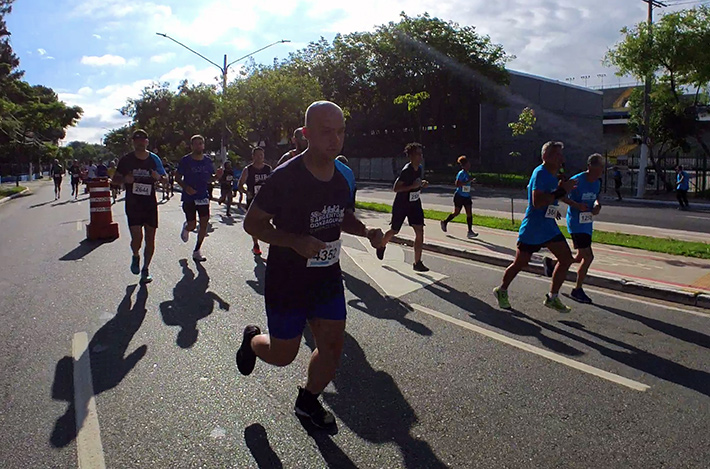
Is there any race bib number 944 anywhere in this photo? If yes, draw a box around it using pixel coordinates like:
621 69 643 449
307 240 342 268
579 212 593 224
133 183 152 196
545 206 558 219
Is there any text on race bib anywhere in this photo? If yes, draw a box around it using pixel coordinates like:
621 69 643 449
194 198 210 206
579 212 593 224
306 240 342 268
461 184 471 194
409 191 421 202
545 206 559 219
133 183 152 196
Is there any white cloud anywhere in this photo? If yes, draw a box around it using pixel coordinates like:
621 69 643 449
80 55 139 66
150 52 175 63
159 65 221 87
37 48 47 56
93 34 102 39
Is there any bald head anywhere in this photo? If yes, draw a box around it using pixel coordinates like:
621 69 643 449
302 101 346 160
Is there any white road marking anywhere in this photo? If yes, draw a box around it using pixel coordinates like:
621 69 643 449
424 251 710 319
342 237 447 298
72 332 106 469
685 216 709 220
410 304 650 392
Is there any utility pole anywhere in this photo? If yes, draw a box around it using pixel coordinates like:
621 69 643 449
155 34 290 165
637 0 666 198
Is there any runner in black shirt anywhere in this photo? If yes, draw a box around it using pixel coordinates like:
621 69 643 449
377 142 430 272
113 129 167 283
69 161 81 199
236 101 384 429
217 160 235 216
236 147 272 255
51 159 64 200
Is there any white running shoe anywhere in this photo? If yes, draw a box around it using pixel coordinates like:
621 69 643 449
180 222 189 243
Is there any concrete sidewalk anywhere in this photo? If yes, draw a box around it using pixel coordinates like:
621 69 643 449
356 210 710 309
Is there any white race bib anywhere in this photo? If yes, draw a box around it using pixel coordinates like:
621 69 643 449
545 206 559 219
409 191 421 202
306 240 342 268
194 198 210 206
226 175 233 181
579 212 593 224
133 183 152 196
461 184 471 194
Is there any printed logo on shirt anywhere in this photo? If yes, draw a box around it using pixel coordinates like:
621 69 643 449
581 192 597 201
310 205 345 231
255 174 269 184
132 169 151 178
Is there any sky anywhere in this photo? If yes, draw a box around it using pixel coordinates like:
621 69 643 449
5 0 707 145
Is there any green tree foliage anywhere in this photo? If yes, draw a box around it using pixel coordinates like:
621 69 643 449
508 107 536 137
606 5 710 164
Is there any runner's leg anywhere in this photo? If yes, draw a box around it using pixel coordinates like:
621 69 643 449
143 225 157 269
305 318 345 394
195 215 209 252
501 249 533 290
413 225 425 264
251 335 301 366
129 225 143 257
546 240 574 295
575 247 594 289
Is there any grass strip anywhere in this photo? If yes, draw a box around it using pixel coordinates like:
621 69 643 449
356 201 710 260
0 186 27 199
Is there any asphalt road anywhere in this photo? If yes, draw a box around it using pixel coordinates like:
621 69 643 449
357 184 710 235
1 181 709 468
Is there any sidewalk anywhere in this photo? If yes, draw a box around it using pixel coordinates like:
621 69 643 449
356 210 710 309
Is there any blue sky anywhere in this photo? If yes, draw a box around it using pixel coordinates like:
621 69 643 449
5 0 699 144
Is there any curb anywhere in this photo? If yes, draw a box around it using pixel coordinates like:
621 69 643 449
390 235 709 310
0 188 30 206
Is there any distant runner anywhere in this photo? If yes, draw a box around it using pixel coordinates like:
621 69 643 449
676 165 690 211
277 127 308 167
218 160 235 217
69 160 81 199
237 147 272 256
440 155 478 238
51 159 63 200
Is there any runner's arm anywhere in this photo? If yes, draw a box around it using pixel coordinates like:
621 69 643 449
342 210 383 245
236 170 248 195
244 204 325 257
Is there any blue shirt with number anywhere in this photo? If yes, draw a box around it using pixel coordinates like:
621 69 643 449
566 172 601 236
677 171 690 191
454 170 472 198
518 164 562 245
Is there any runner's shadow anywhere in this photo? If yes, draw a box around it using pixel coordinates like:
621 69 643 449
342 272 432 336
303 330 447 468
160 259 229 348
218 214 238 226
29 200 54 209
51 199 76 207
557 320 710 397
592 302 710 350
50 284 149 448
445 234 517 257
59 238 116 261
246 255 267 295
244 424 284 468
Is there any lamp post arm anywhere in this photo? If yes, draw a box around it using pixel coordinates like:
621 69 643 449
155 32 224 71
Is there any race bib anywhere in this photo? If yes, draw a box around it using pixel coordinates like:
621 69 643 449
461 184 471 194
579 212 593 224
409 191 421 202
545 206 558 219
194 198 210 206
226 175 233 181
133 183 152 196
306 240 342 268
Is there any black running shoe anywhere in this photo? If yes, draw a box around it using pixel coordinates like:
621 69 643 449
413 261 430 272
236 325 261 376
294 387 335 428
570 288 593 304
376 246 386 260
542 256 555 278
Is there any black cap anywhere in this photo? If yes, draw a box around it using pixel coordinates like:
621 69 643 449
132 129 148 139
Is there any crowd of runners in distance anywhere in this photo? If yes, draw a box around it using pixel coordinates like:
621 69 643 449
46 99 609 429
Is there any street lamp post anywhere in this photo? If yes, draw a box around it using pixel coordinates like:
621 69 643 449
155 33 290 164
580 75 591 87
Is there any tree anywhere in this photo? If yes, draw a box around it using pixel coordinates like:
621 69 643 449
394 91 430 140
508 107 536 137
606 5 710 182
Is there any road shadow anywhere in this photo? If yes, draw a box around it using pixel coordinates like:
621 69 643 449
246 255 266 296
29 199 54 209
218 214 239 226
342 271 432 336
593 302 710 350
555 320 710 397
160 259 229 348
50 284 149 448
302 330 448 468
663 259 710 270
445 234 517 258
244 424 284 469
59 238 116 261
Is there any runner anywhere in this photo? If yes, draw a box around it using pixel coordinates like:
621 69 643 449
107 161 119 204
236 147 272 256
69 160 81 199
112 129 167 283
440 155 478 239
676 165 690 211
232 163 243 206
218 160 235 217
542 153 603 304
236 100 384 429
162 157 175 200
51 159 63 200
612 166 623 201
177 135 222 262
376 142 430 272
277 127 307 167
493 141 577 312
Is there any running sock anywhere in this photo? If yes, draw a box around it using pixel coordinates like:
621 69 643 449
548 293 558 300
466 215 473 231
444 214 456 224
